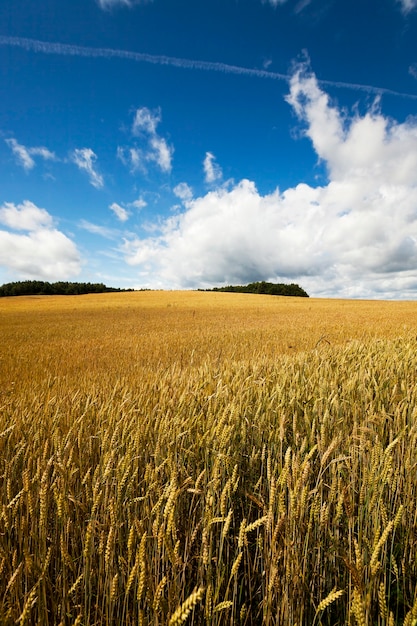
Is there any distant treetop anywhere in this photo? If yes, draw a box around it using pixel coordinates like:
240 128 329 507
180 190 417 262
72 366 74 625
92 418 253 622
204 281 309 297
0 280 134 297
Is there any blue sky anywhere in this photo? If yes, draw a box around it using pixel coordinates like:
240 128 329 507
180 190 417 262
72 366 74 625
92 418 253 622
1 0 417 298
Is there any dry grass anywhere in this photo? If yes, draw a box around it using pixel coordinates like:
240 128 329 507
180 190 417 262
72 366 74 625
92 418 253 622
1 291 417 624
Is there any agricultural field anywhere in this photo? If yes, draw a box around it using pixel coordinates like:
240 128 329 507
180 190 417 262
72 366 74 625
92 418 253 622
1 291 417 625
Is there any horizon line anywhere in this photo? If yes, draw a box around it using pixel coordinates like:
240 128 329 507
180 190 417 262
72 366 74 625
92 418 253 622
1 35 417 100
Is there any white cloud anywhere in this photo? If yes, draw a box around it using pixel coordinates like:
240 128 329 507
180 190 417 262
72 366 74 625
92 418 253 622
119 107 173 174
79 219 117 239
117 147 146 174
71 148 104 189
123 179 324 288
116 146 127 166
295 0 313 12
173 183 193 203
148 136 172 172
398 0 417 12
98 0 132 7
285 65 417 184
97 0 151 9
5 138 56 171
107 197 146 223
132 107 160 135
130 197 147 210
110 202 129 222
6 138 34 170
0 201 81 279
266 0 415 15
409 63 417 79
6 36 414 100
129 148 144 172
0 200 53 230
30 146 56 160
122 65 417 298
203 152 222 184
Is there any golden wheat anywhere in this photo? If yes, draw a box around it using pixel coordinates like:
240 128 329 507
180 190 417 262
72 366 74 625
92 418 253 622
316 588 344 613
1 292 417 624
168 586 205 626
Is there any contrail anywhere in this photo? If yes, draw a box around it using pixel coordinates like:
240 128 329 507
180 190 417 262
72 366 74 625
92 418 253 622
0 35 289 79
1 35 417 100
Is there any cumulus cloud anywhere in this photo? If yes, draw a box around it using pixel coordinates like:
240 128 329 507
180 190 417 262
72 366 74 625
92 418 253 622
0 200 53 230
0 201 81 279
119 107 173 174
203 152 222 184
71 148 104 189
5 138 56 171
122 65 417 298
123 179 324 288
285 65 417 183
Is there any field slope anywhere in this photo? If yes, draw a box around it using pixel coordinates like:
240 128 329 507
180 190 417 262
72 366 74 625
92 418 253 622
1 292 417 625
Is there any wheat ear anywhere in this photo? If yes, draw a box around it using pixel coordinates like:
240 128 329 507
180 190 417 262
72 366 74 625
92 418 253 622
317 588 344 612
168 586 205 626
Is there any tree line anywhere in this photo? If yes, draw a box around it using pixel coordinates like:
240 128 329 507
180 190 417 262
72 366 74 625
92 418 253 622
0 281 134 297
205 281 309 297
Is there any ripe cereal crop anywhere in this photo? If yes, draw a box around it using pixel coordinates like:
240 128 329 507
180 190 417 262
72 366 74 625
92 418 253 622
1 291 417 624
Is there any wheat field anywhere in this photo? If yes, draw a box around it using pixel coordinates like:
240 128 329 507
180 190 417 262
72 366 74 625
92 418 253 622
1 291 417 625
